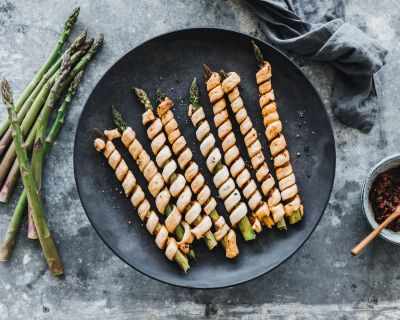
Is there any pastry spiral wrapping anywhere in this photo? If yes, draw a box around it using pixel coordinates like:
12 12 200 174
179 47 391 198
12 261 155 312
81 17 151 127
93 138 189 268
221 72 285 225
140 109 215 244
104 128 194 253
188 104 253 230
156 96 239 258
256 61 304 218
205 70 269 231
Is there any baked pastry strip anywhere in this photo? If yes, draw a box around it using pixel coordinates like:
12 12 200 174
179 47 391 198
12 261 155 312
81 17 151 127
154 88 239 258
251 41 303 224
131 89 218 250
105 111 196 259
188 78 256 241
221 71 286 229
93 136 190 271
204 65 270 233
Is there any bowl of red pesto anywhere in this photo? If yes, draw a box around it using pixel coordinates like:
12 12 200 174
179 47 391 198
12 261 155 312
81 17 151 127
362 154 400 244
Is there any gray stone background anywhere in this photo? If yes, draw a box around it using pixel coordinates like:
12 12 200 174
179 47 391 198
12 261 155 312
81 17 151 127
0 0 399 319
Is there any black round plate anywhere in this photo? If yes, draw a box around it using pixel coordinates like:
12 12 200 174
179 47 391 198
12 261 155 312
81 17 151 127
74 28 335 289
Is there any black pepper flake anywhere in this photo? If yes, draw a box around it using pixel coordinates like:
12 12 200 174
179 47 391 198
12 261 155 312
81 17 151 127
304 145 310 156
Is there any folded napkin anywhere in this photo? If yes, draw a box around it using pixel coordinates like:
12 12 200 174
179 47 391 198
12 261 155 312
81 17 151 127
243 0 388 133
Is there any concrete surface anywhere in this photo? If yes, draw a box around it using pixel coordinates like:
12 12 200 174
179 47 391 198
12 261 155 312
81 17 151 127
0 0 399 319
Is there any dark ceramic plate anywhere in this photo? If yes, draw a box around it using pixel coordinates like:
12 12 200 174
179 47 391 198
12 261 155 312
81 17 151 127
74 28 335 289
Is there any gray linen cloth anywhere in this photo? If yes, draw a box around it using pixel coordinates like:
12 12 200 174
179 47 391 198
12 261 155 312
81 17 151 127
243 0 388 133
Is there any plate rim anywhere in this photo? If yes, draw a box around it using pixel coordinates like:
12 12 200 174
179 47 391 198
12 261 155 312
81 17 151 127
73 27 336 289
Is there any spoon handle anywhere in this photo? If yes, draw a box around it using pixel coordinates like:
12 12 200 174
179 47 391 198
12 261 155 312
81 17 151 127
351 207 400 256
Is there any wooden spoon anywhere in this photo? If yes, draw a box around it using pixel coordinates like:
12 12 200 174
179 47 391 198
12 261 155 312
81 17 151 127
351 206 400 256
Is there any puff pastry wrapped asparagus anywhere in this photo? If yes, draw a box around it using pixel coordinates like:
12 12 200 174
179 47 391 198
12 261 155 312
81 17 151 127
204 65 270 233
152 88 239 258
221 70 286 229
106 110 196 258
131 90 218 250
188 78 256 241
251 41 303 224
93 135 190 271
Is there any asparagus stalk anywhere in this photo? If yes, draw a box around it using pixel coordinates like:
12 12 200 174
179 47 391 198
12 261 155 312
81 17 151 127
0 7 80 138
0 31 88 158
188 79 256 241
0 72 83 261
0 36 102 198
132 90 219 249
28 53 72 239
1 80 63 275
251 41 303 225
111 109 197 259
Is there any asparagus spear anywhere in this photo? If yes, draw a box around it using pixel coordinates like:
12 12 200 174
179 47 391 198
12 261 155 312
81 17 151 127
0 31 88 158
28 53 72 239
1 80 63 275
0 7 80 138
132 89 218 250
111 108 197 259
188 79 256 241
0 72 83 261
0 36 102 199
251 41 303 225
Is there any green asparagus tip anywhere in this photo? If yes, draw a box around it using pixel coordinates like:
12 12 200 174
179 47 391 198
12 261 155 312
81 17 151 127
65 7 80 30
189 78 200 108
52 52 72 93
1 80 13 105
70 70 84 95
93 128 103 139
132 87 153 110
90 34 104 55
289 210 302 225
220 69 228 79
82 38 94 53
251 41 264 68
112 106 127 133
71 30 87 50
203 64 213 81
155 86 166 103
276 218 287 231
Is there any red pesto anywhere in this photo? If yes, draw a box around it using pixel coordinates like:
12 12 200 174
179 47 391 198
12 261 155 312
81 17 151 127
369 166 400 231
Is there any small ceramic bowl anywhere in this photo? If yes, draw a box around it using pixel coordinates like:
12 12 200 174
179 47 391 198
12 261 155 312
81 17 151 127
362 153 400 245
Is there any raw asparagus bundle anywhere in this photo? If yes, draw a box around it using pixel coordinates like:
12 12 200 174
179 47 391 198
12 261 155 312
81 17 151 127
188 78 256 241
0 35 102 201
153 88 239 258
1 80 63 275
93 136 190 272
251 42 303 223
220 71 285 229
0 7 80 138
203 65 269 233
0 72 84 260
133 88 218 250
0 30 88 160
108 109 196 258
